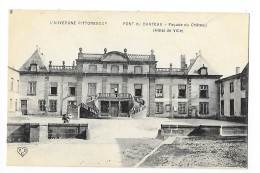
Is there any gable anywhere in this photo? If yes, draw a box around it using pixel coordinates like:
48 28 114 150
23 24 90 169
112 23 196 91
101 52 129 62
19 50 48 72
188 54 219 75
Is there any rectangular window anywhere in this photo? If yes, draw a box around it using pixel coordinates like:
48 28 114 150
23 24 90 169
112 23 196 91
50 82 58 95
27 82 36 95
88 83 96 96
134 66 143 74
39 100 46 111
230 99 234 116
230 82 234 93
241 98 247 115
220 83 224 96
199 85 208 98
89 65 97 72
123 64 128 73
155 102 164 114
178 102 187 114
10 78 14 91
110 84 119 94
155 84 163 98
134 84 142 97
241 76 246 90
69 87 76 96
68 82 76 96
49 100 57 112
199 102 209 114
221 100 224 115
178 84 186 98
111 65 119 73
50 87 57 95
30 64 37 71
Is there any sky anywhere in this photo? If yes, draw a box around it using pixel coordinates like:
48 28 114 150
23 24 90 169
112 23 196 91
8 10 249 77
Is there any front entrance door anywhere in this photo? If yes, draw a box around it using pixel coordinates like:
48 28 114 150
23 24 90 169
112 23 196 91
111 101 119 117
191 106 198 118
21 100 27 115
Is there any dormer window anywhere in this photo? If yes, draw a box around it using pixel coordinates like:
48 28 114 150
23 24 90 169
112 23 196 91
198 64 208 75
30 63 38 72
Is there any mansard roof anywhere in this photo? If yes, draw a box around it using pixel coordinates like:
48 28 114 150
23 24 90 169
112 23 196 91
19 49 48 72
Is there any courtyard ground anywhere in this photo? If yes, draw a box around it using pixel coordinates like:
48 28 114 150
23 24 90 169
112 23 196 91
141 136 247 168
7 115 247 167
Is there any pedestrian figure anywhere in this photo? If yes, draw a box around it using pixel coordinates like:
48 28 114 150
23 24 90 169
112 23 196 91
62 114 70 123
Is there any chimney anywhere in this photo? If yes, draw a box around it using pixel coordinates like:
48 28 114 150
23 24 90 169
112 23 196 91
78 47 83 59
150 49 155 61
181 55 186 70
190 58 195 66
236 67 240 74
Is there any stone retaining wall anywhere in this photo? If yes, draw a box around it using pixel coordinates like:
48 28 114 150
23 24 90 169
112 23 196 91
7 123 89 143
158 124 248 139
48 123 88 139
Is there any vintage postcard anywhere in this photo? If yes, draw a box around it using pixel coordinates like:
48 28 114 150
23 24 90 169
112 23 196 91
7 10 249 168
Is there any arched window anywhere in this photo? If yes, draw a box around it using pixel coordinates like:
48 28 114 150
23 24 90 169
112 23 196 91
111 65 119 73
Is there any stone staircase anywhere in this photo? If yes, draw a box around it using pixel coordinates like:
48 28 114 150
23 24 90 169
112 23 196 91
130 97 147 119
68 93 147 119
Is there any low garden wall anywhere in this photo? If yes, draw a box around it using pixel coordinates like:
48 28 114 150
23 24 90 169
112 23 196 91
48 123 88 139
7 123 89 143
221 125 247 136
7 123 40 143
158 124 248 139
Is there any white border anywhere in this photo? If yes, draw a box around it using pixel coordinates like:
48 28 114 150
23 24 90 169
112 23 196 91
1 0 259 173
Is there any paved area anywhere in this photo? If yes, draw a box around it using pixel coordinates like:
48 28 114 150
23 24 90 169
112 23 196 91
134 137 176 167
7 116 246 167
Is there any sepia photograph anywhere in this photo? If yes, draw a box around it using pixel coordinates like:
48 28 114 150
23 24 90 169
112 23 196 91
7 10 249 168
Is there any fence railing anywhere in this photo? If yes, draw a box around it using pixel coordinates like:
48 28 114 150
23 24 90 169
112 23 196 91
50 65 76 72
80 102 99 115
131 105 146 115
97 93 132 99
156 68 182 74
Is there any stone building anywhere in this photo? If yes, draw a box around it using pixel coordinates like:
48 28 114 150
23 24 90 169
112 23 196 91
8 66 21 116
17 47 223 118
216 64 248 122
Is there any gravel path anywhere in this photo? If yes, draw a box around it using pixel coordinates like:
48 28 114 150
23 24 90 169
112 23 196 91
141 136 247 168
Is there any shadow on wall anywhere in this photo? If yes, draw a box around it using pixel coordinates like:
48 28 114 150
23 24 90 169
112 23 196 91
7 123 30 143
